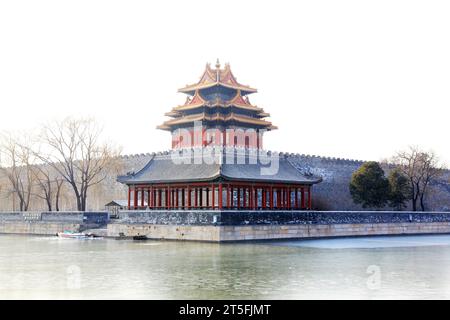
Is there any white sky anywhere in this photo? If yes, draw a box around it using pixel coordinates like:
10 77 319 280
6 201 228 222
1 0 449 165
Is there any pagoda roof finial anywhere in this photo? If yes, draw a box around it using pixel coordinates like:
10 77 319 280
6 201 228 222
215 59 221 81
178 60 258 95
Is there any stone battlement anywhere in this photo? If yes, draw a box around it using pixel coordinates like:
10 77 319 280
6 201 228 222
113 210 450 226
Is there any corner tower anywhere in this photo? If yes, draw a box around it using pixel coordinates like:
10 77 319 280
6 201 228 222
157 60 277 149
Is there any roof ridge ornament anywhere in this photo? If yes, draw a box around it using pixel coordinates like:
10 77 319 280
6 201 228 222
215 58 221 81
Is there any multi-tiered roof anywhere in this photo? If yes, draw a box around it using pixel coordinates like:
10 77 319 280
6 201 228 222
157 60 277 131
118 61 321 211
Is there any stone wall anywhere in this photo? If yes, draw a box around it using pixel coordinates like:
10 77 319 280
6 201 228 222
108 223 220 242
287 153 450 211
3 209 450 241
0 211 108 235
106 222 450 242
219 222 450 241
107 210 450 241
114 210 450 226
0 222 81 235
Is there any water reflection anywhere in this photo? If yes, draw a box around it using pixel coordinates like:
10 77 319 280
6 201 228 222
1 234 450 299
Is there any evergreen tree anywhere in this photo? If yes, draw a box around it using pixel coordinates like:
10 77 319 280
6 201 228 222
388 168 411 210
349 161 390 208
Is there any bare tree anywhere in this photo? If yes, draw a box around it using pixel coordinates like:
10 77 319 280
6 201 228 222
54 178 64 211
30 164 65 211
0 133 36 211
392 146 444 211
36 117 120 211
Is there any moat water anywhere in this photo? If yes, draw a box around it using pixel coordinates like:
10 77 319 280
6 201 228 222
2 234 450 299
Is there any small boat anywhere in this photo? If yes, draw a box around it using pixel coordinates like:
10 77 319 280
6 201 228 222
57 231 94 239
132 235 148 241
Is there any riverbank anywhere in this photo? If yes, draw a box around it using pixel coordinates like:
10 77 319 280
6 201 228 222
2 210 450 241
0 212 108 236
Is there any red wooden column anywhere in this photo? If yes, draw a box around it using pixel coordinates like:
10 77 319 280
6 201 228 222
308 187 312 209
128 187 131 209
243 187 247 208
172 189 175 208
276 188 281 208
149 188 152 208
229 185 233 208
182 188 185 209
287 187 291 209
294 187 298 209
212 184 215 209
269 186 274 209
195 188 198 208
148 186 153 208
165 188 168 209
158 189 162 208
141 189 145 208
148 186 153 209
280 188 284 208
218 183 223 210
237 187 241 209
245 187 248 208
250 186 254 209
279 188 283 209
279 188 282 209
227 184 231 208
262 187 266 209
285 187 288 209
168 186 171 209
284 187 287 209
301 187 305 209
187 186 191 209
134 187 138 210
199 188 203 208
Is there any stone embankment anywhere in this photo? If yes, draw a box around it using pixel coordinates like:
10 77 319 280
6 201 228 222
107 210 450 242
3 210 450 242
0 212 108 235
